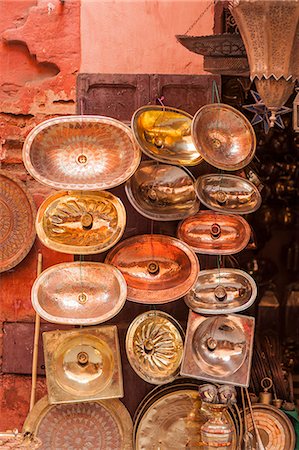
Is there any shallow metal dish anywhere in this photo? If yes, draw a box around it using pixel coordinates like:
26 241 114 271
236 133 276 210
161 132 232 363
23 115 141 190
32 262 127 325
36 191 126 254
125 161 199 221
131 106 202 166
105 234 199 303
175 33 246 57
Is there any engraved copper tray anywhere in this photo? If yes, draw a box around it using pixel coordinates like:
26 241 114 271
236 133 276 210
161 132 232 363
184 268 257 315
192 104 256 170
125 161 199 221
36 191 126 254
126 311 184 385
177 211 251 255
196 174 262 214
23 116 141 190
23 396 133 450
175 33 246 57
32 262 127 325
43 326 123 404
0 170 36 273
105 234 199 303
131 106 202 166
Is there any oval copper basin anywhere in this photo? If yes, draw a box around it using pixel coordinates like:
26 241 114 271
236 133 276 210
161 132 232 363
131 106 202 166
105 234 199 303
32 262 127 325
192 104 256 170
177 211 251 255
36 191 126 254
184 269 257 314
195 174 261 214
23 116 141 190
125 161 199 221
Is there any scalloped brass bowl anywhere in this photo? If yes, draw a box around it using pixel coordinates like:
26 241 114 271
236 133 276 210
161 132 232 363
23 116 141 190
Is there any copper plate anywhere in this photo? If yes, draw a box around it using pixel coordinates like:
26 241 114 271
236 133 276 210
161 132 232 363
105 234 199 304
36 191 126 254
192 103 256 170
23 396 133 450
196 174 262 214
0 170 36 273
175 33 246 57
184 268 257 315
23 116 141 190
125 161 199 221
32 262 127 325
131 106 202 166
177 211 251 255
126 311 184 385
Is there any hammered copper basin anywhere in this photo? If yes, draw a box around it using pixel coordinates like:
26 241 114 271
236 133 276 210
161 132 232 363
184 269 257 314
192 104 256 170
36 191 126 254
23 116 141 190
177 212 251 255
32 262 127 325
196 174 261 214
105 234 199 303
125 161 199 221
131 106 202 166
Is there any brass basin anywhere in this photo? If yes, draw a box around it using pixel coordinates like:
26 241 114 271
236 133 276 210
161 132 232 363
192 104 256 170
195 174 261 214
125 161 199 221
177 211 251 255
131 106 202 166
184 269 257 314
32 262 127 325
36 191 126 254
105 234 199 303
23 116 141 190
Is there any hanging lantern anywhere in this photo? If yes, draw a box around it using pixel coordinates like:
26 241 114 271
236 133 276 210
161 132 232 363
294 87 299 131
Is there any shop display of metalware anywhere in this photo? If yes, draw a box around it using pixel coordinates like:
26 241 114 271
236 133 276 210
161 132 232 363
125 161 199 221
177 211 251 255
184 268 257 315
0 170 36 273
36 190 126 254
43 326 123 404
196 173 261 214
131 105 202 166
181 311 255 387
32 262 127 325
23 396 133 450
126 311 184 385
201 403 234 447
105 234 199 304
22 116 141 190
191 103 256 170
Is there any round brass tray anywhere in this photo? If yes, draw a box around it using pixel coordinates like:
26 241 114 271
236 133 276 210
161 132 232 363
0 170 36 273
23 396 133 450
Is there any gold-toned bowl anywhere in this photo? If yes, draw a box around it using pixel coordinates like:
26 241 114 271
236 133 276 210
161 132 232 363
105 234 199 304
192 104 256 170
32 262 127 325
23 115 141 190
131 106 202 166
36 190 126 254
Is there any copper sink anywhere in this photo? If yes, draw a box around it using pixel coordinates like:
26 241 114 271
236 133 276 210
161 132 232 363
105 234 199 303
36 190 126 254
23 116 141 190
125 161 199 221
32 262 127 325
177 211 251 255
195 174 261 214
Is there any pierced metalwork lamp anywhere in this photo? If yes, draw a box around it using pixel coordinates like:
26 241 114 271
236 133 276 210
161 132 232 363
293 87 299 131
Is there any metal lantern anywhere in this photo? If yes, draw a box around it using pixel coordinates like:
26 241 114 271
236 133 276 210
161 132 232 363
294 87 299 131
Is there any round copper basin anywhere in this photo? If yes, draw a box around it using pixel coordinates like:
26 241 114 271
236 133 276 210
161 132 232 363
125 161 199 221
105 234 199 303
177 211 251 255
23 116 141 190
32 262 127 325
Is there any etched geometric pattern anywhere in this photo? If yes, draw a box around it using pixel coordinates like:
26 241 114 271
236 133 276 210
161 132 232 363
246 409 290 450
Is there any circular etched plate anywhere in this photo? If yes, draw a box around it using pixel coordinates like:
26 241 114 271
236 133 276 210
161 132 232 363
0 170 36 273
